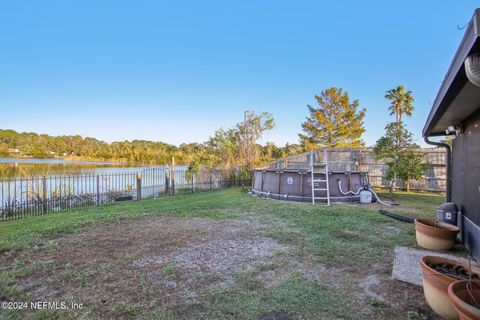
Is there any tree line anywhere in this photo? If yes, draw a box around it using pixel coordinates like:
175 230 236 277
0 116 303 168
1 85 432 188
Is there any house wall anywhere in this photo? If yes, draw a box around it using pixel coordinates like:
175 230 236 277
452 110 480 259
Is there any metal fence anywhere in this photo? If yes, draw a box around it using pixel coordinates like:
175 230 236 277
265 148 447 192
0 167 251 221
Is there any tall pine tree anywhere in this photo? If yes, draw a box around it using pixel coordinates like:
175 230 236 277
299 87 366 150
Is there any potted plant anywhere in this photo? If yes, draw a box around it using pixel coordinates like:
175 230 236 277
415 219 459 251
421 256 480 319
448 280 480 320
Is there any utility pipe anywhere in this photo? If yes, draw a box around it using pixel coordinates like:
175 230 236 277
424 136 451 202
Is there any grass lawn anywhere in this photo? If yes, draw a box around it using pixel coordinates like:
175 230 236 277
0 188 446 319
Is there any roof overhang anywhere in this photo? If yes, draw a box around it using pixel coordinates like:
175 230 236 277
423 9 480 137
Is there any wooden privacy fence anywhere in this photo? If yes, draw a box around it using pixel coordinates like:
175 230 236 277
266 148 446 192
0 167 251 221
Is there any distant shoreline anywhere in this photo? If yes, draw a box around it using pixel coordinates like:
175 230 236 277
0 157 127 165
58 156 128 164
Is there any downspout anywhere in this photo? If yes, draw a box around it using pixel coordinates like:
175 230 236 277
424 136 451 202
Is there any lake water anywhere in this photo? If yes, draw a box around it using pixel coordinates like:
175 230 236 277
0 158 196 209
0 158 186 178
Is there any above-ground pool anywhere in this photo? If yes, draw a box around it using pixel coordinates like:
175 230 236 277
251 169 369 202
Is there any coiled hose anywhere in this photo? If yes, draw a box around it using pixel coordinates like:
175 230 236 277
368 187 399 206
337 180 362 195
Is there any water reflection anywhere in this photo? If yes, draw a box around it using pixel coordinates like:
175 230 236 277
0 158 155 178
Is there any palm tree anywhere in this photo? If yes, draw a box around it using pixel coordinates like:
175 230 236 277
385 85 415 123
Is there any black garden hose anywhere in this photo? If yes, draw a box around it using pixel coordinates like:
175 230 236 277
379 209 415 223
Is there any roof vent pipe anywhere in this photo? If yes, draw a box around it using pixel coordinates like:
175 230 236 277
465 54 480 87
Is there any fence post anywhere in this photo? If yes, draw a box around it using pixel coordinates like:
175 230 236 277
96 175 100 206
209 171 212 190
165 171 170 196
191 172 194 193
171 157 175 196
42 176 48 214
152 169 156 199
136 173 142 200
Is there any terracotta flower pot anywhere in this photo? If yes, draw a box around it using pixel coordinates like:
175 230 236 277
421 256 480 319
415 219 459 251
448 280 480 320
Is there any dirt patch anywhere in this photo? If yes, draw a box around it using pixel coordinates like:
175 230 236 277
359 274 386 302
377 223 401 234
348 262 443 319
7 214 443 319
14 216 292 318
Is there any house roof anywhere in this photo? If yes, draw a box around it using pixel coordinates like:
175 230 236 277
423 9 480 137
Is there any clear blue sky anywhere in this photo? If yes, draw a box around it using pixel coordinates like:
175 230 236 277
0 1 478 147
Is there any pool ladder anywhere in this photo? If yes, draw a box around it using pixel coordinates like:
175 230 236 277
310 150 330 206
